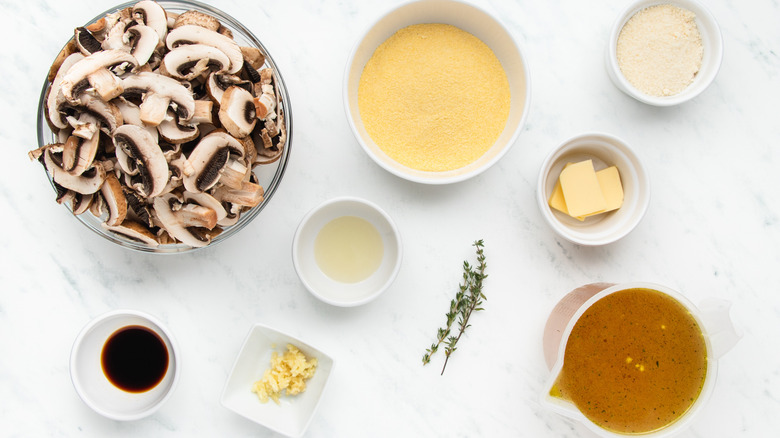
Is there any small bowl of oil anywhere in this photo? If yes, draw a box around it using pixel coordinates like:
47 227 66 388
292 197 402 306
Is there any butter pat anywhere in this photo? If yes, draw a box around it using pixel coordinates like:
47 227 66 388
559 160 606 217
596 166 624 212
548 162 624 221
548 180 569 215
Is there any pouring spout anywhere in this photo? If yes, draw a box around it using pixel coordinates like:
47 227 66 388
698 298 742 360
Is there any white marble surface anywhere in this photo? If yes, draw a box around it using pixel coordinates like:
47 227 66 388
1 0 779 436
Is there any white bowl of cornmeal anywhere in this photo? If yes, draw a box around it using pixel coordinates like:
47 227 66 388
344 0 530 184
292 197 402 306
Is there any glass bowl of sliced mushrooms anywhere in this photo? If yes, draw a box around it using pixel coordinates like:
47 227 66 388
31 0 291 253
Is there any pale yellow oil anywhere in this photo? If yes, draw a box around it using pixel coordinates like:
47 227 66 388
314 216 384 283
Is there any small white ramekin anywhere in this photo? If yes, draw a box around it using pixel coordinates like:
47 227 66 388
605 0 723 106
69 309 180 421
537 133 650 246
292 197 402 306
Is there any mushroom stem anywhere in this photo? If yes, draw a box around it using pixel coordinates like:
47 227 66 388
88 68 124 101
212 181 263 207
219 159 248 190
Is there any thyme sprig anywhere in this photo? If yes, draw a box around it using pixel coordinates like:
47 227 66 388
422 240 487 375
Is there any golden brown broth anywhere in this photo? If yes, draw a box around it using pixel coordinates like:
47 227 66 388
552 288 707 434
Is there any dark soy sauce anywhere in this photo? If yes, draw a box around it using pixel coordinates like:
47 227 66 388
101 325 169 393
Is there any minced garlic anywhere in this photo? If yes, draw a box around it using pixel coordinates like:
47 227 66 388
617 4 703 97
251 344 317 404
358 23 510 172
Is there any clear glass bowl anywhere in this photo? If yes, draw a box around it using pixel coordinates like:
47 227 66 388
35 0 292 253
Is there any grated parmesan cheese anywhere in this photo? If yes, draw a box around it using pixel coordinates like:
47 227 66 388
251 344 317 404
617 4 703 97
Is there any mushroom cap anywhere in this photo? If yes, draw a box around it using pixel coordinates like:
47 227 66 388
162 43 230 81
172 10 220 32
122 71 195 122
113 124 169 198
167 25 243 74
219 86 256 138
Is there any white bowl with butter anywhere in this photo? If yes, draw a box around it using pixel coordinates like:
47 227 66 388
292 197 402 306
537 133 650 246
606 0 723 106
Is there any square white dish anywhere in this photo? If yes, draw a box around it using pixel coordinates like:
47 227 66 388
220 323 334 437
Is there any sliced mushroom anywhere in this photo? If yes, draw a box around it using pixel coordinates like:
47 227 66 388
158 110 198 144
218 158 248 190
152 194 215 247
183 191 227 221
102 220 158 246
113 124 169 198
60 135 79 172
240 46 265 71
44 148 106 194
162 43 230 81
166 25 243 74
46 52 85 130
205 72 251 105
72 193 94 215
212 181 264 207
182 130 244 193
115 98 158 142
191 99 213 125
60 49 138 102
174 202 218 229
101 15 133 51
219 86 256 138
125 24 160 66
68 113 102 176
172 10 220 32
48 39 79 83
56 187 76 206
122 71 195 125
53 91 124 135
253 92 276 121
100 173 128 226
75 27 102 55
132 0 168 42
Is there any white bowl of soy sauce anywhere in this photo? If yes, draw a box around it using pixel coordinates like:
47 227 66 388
70 309 180 421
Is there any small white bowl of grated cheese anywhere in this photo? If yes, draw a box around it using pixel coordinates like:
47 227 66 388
606 0 723 106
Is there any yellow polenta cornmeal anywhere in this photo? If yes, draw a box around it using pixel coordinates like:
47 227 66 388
358 23 510 172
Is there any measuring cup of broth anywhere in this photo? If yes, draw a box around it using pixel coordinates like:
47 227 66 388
70 310 180 421
540 282 740 437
